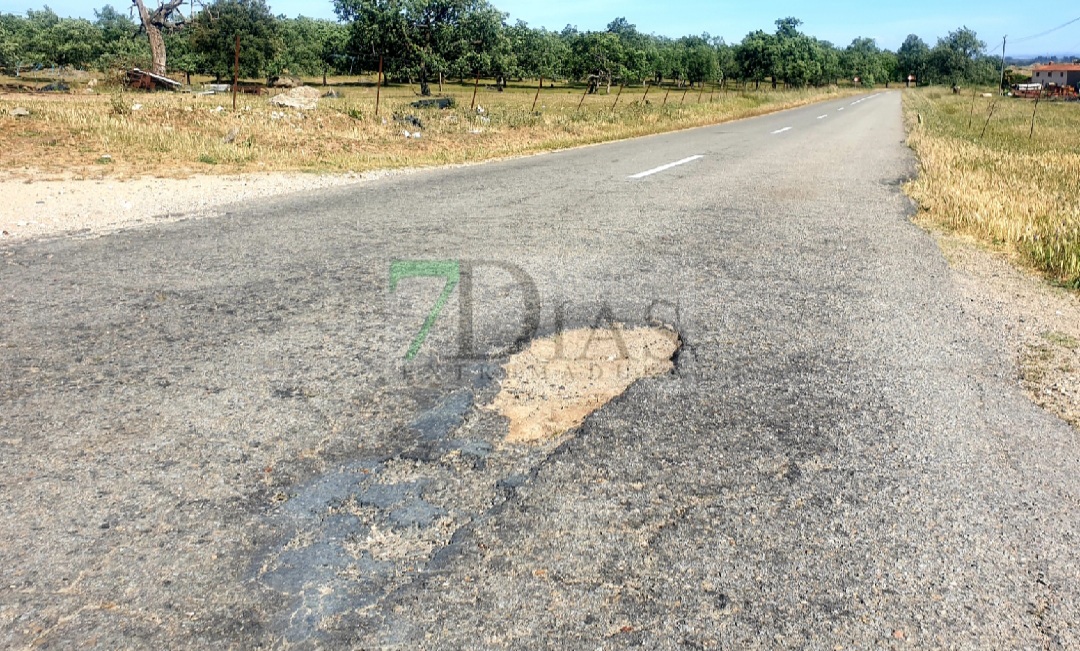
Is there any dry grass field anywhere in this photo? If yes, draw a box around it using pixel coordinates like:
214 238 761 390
0 75 856 179
904 88 1080 285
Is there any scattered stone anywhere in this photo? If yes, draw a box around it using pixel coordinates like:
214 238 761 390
10 107 30 117
222 127 239 144
40 82 70 92
269 86 321 110
475 105 485 115
289 86 322 100
394 114 424 130
410 97 455 109
322 89 342 99
131 103 142 111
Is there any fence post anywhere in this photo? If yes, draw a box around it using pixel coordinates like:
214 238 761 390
232 34 239 112
532 76 543 112
578 83 589 110
641 81 651 104
375 55 383 117
1029 90 1042 139
611 80 625 110
471 70 481 110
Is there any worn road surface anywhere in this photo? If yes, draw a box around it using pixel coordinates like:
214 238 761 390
3 92 1079 649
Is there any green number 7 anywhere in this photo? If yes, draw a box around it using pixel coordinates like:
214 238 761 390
389 260 461 361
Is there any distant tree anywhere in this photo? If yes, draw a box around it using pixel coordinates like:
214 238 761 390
713 38 737 87
681 35 717 86
815 39 842 85
843 37 883 86
878 50 899 87
930 26 984 84
336 0 485 96
771 17 824 88
737 30 778 88
454 2 515 89
897 34 930 85
189 0 279 81
509 22 565 81
569 30 623 93
0 13 24 72
94 5 148 70
272 16 348 83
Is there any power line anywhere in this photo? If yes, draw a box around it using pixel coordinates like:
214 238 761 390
1011 16 1080 44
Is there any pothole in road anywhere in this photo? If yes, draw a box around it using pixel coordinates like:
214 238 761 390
490 325 681 444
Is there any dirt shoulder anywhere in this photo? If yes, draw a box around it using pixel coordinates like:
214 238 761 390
928 226 1080 431
0 169 415 243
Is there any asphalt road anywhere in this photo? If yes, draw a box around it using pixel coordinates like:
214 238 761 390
2 91 1079 649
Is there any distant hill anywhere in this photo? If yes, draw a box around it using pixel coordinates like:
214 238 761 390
1006 55 1080 66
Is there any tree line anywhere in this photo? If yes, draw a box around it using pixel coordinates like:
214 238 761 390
0 0 1004 90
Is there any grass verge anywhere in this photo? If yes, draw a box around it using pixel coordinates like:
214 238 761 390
0 78 857 180
903 87 1080 286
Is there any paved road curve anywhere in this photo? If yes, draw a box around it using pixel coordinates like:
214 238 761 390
2 92 1079 649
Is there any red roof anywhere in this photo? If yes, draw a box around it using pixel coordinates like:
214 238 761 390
1032 64 1080 72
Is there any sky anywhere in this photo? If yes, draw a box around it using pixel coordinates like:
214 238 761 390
4 0 1079 56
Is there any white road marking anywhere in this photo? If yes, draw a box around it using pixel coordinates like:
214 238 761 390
817 114 828 119
628 155 704 179
771 127 792 134
838 107 845 111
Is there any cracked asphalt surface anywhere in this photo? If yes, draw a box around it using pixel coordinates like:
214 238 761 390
2 91 1079 649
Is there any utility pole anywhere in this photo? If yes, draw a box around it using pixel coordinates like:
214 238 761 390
999 35 1007 95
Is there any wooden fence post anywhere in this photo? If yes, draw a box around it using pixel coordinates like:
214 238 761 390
531 76 543 112
232 34 239 112
375 55 383 117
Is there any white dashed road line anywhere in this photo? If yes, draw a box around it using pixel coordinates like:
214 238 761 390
817 114 828 119
628 155 704 179
771 127 793 134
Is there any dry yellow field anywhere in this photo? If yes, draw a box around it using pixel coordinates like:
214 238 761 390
0 77 855 179
904 88 1080 285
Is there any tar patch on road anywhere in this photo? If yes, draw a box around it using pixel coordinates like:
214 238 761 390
251 327 681 643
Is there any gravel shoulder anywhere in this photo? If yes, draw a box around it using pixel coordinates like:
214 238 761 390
926 225 1080 431
0 169 416 243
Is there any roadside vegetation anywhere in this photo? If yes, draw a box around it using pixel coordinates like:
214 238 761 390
0 1 1010 179
0 78 856 177
903 88 1080 286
